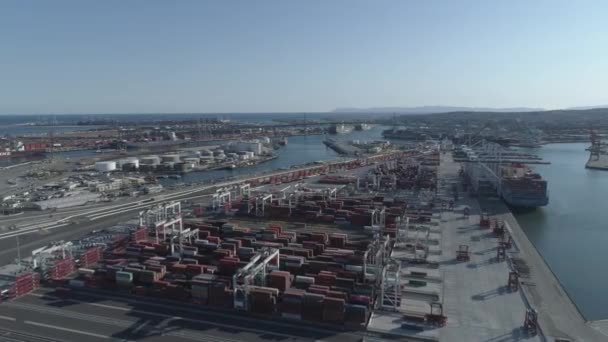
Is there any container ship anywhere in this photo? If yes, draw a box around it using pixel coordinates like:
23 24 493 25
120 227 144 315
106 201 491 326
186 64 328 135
0 150 45 159
499 163 549 207
329 123 354 134
0 141 46 159
460 145 548 208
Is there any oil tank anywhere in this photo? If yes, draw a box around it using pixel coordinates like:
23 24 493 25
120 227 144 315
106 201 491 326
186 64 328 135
140 156 161 165
95 161 116 172
125 157 139 167
175 162 189 172
183 157 199 165
161 154 181 163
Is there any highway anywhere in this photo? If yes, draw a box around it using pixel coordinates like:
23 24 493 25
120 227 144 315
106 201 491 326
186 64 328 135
0 288 366 342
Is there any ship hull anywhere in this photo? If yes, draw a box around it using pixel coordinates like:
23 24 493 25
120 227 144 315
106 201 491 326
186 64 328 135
501 182 548 208
502 194 549 208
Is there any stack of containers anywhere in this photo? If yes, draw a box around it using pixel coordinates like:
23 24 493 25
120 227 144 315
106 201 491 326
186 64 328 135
249 287 278 315
281 289 305 320
344 304 368 326
315 271 337 287
115 271 133 287
268 270 292 292
165 283 189 301
12 273 38 297
294 275 315 290
350 212 372 226
322 297 345 323
382 223 397 238
218 257 239 276
302 292 325 322
328 233 347 248
49 258 75 280
138 269 161 284
208 279 229 307
80 247 102 268
130 227 147 241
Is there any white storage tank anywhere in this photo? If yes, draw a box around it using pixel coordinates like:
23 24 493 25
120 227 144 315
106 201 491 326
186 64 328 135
246 152 255 158
161 154 181 163
140 156 161 165
261 137 271 144
183 157 199 165
125 157 139 166
95 161 117 172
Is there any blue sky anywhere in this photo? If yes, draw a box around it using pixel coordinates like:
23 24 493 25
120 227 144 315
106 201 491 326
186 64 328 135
1 0 607 114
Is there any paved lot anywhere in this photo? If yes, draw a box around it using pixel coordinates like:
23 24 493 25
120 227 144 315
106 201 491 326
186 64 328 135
0 288 364 342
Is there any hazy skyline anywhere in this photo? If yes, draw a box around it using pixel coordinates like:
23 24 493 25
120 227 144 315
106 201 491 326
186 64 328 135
1 0 607 114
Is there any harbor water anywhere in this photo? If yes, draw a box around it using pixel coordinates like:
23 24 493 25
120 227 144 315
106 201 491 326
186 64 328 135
159 125 388 185
515 143 608 320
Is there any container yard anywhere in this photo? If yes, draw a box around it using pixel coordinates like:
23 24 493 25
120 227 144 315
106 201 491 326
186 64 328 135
0 148 604 341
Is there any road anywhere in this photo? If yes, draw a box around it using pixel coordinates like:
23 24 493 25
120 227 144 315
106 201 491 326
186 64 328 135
0 288 365 342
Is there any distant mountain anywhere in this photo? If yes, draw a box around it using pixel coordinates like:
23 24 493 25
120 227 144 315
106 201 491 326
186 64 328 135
332 106 544 114
565 105 608 110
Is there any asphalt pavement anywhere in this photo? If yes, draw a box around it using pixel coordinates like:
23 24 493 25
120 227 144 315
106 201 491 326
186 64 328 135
0 288 365 342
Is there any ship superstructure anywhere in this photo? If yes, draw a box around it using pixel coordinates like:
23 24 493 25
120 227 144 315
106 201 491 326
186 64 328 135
329 123 354 134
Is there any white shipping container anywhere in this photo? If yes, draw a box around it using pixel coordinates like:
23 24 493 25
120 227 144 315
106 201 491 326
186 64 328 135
77 268 96 275
281 313 302 320
295 275 315 284
68 279 85 288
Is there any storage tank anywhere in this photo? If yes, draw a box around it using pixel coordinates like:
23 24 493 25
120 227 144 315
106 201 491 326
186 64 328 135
200 149 213 156
95 161 116 172
183 157 199 165
213 149 224 156
140 156 161 165
175 162 189 172
125 157 139 165
246 152 255 158
158 162 175 171
161 154 181 163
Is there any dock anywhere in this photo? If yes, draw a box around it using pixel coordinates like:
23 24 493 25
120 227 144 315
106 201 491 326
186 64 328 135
477 182 606 339
367 153 542 341
323 139 361 156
